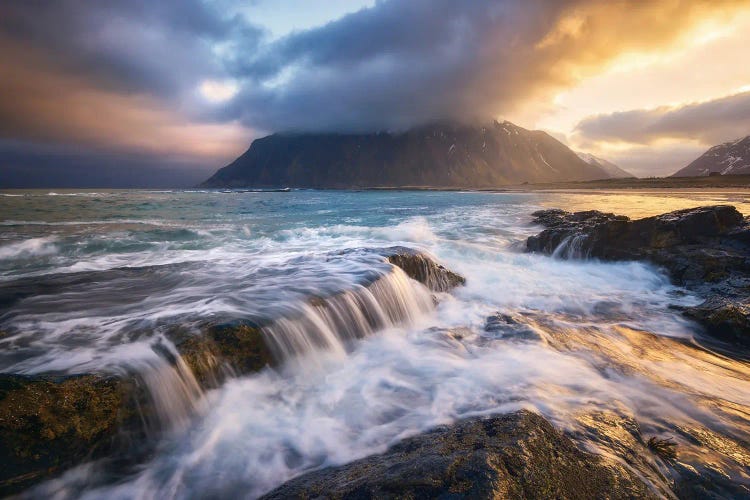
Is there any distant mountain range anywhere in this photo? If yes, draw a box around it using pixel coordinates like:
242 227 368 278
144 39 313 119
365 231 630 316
201 121 624 189
673 136 750 177
576 152 634 178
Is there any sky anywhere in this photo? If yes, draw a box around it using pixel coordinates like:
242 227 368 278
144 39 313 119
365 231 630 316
1 0 749 187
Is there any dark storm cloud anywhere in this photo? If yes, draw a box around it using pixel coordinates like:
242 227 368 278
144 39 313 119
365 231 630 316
0 0 261 98
220 0 747 133
1 0 745 139
1 0 747 186
574 91 750 146
223 0 566 131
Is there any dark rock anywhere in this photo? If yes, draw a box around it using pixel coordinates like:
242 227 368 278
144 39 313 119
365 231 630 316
261 410 657 499
385 247 465 292
0 322 274 496
527 205 743 262
0 374 138 496
483 313 541 342
172 322 272 388
527 205 750 347
682 296 750 346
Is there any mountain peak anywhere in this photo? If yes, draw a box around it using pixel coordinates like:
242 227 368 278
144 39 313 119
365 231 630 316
200 121 620 188
576 152 634 179
673 135 750 177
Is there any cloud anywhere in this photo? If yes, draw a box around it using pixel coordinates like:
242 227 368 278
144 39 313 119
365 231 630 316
1 0 749 186
0 1 260 99
0 0 255 177
4 0 746 140
220 0 748 132
599 144 708 178
574 91 750 146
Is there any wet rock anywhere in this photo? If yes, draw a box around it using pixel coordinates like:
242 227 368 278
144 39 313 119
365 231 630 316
682 296 750 348
0 374 138 496
527 205 750 347
671 425 750 498
0 323 272 496
572 411 675 495
483 313 541 342
261 410 656 499
527 205 743 260
173 322 273 387
385 247 465 292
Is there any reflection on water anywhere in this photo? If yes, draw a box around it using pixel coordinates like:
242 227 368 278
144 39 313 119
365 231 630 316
538 189 750 218
1 189 750 497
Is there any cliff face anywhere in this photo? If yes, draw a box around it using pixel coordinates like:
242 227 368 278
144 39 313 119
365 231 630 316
201 121 613 188
673 136 750 177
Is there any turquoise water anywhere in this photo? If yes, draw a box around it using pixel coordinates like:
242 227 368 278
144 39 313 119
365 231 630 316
2 189 750 497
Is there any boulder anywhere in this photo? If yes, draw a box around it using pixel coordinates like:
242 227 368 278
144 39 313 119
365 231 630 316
0 322 273 496
682 296 750 346
0 374 138 495
172 322 272 388
527 205 750 347
385 247 465 292
483 313 541 342
527 205 744 262
261 410 657 499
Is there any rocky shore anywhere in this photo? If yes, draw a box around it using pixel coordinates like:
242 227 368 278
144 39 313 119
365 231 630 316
0 248 465 495
3 213 749 497
261 410 662 499
527 205 750 347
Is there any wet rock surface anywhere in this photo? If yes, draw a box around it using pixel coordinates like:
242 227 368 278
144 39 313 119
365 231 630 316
171 322 272 387
483 313 542 342
385 246 466 292
0 249 466 495
527 205 750 346
261 410 658 499
0 373 139 495
0 322 273 496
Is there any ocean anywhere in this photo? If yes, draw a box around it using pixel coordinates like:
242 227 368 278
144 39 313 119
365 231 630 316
2 189 750 497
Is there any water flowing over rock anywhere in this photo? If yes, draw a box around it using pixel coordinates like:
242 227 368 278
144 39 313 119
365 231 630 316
171 323 271 388
527 205 750 346
384 246 466 292
173 248 462 375
261 268 434 367
261 410 658 499
0 248 465 493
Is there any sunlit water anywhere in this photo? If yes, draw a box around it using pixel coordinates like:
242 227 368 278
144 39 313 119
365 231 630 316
2 189 750 498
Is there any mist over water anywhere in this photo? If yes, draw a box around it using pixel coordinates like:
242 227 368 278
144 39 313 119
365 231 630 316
2 189 750 497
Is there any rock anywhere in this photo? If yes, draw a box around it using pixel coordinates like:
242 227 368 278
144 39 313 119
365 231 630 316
0 323 273 496
682 296 750 346
527 205 750 347
172 322 272 388
0 374 138 496
483 313 541 342
261 410 657 499
527 205 744 261
385 247 466 292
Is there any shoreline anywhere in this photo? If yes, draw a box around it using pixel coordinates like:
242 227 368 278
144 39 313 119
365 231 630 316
4 174 750 193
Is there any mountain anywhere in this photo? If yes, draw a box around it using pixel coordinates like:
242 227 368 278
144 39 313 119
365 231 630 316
672 136 750 177
201 121 616 189
576 152 634 178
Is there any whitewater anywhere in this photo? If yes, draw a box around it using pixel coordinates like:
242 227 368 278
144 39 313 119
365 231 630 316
1 189 750 498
